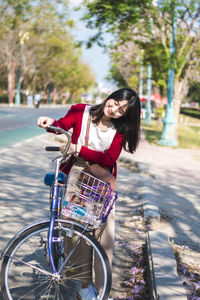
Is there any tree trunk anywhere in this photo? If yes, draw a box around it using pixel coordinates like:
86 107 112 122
173 80 187 124
8 55 12 104
7 56 16 105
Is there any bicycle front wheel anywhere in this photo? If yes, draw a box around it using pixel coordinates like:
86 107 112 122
0 220 111 300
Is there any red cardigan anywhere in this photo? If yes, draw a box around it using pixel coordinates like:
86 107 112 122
53 103 124 177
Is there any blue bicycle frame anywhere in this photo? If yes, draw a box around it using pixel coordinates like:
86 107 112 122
45 126 71 275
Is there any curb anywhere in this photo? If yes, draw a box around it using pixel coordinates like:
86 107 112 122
147 231 188 300
119 153 188 299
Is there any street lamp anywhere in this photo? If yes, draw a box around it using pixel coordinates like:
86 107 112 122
144 15 154 124
15 31 29 106
144 63 152 124
139 64 144 96
158 11 178 146
144 0 159 124
139 49 144 97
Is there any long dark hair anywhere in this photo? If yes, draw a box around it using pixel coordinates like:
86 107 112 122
89 88 141 153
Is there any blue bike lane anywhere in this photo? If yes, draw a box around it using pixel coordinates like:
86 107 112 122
0 105 68 148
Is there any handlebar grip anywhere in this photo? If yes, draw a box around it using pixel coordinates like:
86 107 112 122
45 146 60 151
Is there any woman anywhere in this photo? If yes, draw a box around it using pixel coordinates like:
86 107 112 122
37 87 141 299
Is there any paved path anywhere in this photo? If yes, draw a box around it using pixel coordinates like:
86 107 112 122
121 134 200 252
0 133 144 299
0 134 54 248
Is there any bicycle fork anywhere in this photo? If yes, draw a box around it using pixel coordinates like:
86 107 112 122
48 157 63 276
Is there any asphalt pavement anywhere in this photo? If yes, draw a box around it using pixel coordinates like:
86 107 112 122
0 104 68 148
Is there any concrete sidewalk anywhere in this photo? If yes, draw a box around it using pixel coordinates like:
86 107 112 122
120 135 200 249
120 135 200 299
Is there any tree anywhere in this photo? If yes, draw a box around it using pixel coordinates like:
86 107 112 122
22 13 95 99
82 0 200 122
0 0 95 103
107 41 144 90
82 0 152 47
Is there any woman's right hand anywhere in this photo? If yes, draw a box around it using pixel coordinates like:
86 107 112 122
37 117 54 129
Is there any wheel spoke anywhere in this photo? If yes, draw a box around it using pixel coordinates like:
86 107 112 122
5 254 54 278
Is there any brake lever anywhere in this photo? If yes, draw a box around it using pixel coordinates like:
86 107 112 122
52 155 63 163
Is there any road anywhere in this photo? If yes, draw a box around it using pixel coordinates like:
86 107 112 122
0 105 69 148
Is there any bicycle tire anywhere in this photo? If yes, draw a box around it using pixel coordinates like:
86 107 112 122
0 220 112 300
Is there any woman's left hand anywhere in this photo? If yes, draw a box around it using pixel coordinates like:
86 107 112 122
59 143 81 156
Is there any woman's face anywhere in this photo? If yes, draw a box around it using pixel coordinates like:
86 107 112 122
104 99 128 119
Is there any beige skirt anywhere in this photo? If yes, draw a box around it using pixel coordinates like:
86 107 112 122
69 157 115 262
65 157 115 290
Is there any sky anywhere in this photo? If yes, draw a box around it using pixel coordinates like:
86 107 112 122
68 0 116 92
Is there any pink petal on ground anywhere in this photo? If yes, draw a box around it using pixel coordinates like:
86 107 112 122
130 285 143 294
192 282 200 290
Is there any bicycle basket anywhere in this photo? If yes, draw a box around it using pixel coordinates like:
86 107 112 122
62 168 117 228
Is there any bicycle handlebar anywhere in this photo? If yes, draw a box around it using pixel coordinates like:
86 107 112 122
45 146 60 151
46 126 71 159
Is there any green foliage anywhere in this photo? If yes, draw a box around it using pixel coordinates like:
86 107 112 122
0 93 8 103
0 0 95 102
0 0 32 29
82 0 154 49
157 79 167 95
83 0 152 38
24 19 95 94
107 64 129 88
187 81 200 103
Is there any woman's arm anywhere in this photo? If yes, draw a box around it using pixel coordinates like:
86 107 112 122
79 132 123 168
37 105 82 130
38 104 86 146
52 104 85 131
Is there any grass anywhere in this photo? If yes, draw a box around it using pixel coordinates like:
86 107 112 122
178 125 200 149
142 114 200 149
179 113 200 125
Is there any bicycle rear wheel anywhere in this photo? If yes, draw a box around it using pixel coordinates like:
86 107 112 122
0 220 111 300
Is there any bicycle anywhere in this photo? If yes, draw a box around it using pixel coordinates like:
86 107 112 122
0 126 118 300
